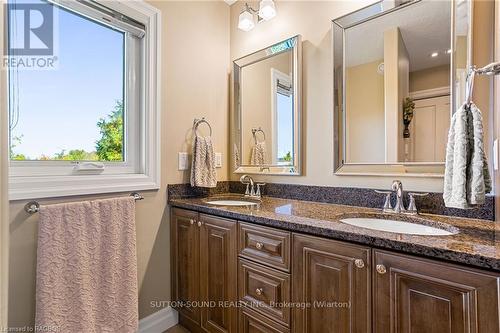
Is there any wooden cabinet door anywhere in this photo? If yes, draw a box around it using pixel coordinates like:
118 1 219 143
199 214 238 333
292 234 371 333
374 250 500 333
171 208 200 326
239 306 290 333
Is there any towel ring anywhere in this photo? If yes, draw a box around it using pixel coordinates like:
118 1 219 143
193 118 213 136
252 127 266 144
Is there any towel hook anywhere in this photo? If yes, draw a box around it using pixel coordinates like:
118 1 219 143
465 65 476 106
465 61 500 106
252 127 266 144
193 117 213 137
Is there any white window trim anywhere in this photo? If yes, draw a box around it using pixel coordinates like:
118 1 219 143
8 0 162 200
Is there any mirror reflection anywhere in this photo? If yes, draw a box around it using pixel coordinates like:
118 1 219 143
241 51 293 166
337 0 454 165
233 36 301 175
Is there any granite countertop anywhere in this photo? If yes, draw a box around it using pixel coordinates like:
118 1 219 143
170 194 500 272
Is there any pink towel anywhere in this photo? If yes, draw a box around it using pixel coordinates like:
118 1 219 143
35 197 138 333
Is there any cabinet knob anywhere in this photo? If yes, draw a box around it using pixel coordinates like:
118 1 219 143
197 221 202 227
255 242 264 250
354 259 365 268
376 264 387 274
190 219 194 225
255 288 264 296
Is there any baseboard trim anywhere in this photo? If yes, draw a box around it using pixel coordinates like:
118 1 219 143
138 306 178 333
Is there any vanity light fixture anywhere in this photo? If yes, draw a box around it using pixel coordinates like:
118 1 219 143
430 52 439 57
238 1 277 32
238 5 255 32
258 0 276 20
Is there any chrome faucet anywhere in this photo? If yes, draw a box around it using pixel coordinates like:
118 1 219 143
392 180 405 213
376 180 428 215
240 174 265 199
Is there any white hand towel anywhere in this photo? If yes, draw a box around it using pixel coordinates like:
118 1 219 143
250 142 266 166
190 135 217 188
443 102 491 208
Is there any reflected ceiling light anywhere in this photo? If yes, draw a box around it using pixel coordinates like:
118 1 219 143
238 1 277 32
446 49 452 54
238 4 255 32
430 52 439 57
259 0 276 21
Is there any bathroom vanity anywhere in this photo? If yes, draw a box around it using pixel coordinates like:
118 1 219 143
169 195 500 333
173 3 495 330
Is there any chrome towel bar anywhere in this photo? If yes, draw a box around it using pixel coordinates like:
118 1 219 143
24 192 144 214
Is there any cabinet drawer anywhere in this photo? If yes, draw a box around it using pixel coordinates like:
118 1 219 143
238 258 291 326
239 222 291 271
239 306 290 333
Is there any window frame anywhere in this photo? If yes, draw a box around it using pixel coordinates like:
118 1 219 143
8 0 161 200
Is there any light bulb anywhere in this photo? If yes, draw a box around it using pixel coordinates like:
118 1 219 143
258 0 276 21
238 9 255 31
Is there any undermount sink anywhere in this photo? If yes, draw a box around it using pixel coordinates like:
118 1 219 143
340 216 459 236
205 199 258 206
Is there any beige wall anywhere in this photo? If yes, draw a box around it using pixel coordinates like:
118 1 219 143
410 65 450 92
4 0 495 328
345 59 385 163
472 0 494 160
229 0 492 192
241 51 291 164
7 1 230 327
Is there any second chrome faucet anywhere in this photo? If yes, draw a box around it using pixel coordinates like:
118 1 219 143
376 180 428 215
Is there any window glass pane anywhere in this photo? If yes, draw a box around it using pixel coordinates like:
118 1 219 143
276 92 293 164
8 0 125 161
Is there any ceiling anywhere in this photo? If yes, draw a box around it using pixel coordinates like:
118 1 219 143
344 0 452 72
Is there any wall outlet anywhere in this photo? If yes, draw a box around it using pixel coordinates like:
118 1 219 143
178 152 189 170
215 153 222 168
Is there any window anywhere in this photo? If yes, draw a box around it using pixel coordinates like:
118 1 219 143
271 68 294 165
6 0 161 200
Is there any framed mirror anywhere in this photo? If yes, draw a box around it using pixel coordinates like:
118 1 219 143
333 0 472 177
233 35 302 175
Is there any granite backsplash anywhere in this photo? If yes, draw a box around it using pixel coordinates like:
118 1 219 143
167 182 495 221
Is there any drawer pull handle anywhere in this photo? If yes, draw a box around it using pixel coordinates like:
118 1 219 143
190 219 194 225
197 221 202 227
255 242 264 250
255 288 264 296
354 259 365 268
376 264 387 274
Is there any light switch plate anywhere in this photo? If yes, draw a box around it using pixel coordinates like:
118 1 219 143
215 153 222 168
178 152 189 170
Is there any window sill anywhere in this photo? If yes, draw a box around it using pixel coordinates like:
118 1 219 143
9 173 160 201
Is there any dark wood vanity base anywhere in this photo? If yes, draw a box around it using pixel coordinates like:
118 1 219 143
170 197 500 333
